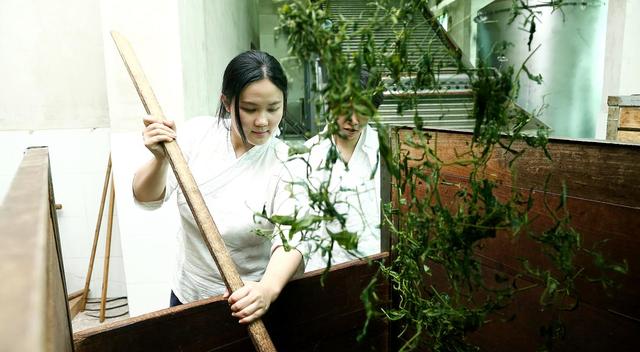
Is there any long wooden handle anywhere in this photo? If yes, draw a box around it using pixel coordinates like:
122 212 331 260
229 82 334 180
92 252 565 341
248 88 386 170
110 31 276 352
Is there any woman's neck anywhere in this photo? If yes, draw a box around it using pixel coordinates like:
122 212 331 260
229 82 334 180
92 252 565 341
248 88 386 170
230 127 253 158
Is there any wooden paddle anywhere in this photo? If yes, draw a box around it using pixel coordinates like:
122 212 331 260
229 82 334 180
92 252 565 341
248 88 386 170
110 31 276 352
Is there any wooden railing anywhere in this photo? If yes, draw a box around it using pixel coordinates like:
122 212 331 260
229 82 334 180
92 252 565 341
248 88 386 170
0 147 73 352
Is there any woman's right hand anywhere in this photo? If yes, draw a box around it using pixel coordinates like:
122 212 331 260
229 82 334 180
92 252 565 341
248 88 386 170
142 116 177 160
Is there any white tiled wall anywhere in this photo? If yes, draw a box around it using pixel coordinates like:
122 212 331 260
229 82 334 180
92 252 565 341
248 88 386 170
0 128 127 298
0 129 183 316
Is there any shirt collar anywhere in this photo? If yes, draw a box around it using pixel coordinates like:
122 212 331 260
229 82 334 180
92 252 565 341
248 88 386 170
324 124 379 167
359 125 380 168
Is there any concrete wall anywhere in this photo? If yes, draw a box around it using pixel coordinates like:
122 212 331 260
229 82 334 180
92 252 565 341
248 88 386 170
436 0 640 140
469 0 495 65
431 0 493 66
179 0 260 118
259 0 305 128
441 0 471 58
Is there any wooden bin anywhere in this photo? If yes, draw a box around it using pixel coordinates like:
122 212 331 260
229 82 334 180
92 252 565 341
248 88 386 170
388 127 640 351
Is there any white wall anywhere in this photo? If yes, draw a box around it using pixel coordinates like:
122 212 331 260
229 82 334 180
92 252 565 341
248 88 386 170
0 0 127 301
0 129 127 299
1 0 261 318
0 0 109 130
598 0 640 139
617 0 640 96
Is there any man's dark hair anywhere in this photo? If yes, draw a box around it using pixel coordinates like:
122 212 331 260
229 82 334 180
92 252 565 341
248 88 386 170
359 69 384 109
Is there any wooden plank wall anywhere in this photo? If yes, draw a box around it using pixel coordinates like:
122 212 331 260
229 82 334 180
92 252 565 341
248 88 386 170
0 147 73 352
607 95 640 143
73 253 389 352
392 127 640 351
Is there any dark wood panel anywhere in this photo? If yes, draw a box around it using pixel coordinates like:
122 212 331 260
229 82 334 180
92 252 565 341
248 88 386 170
465 265 640 352
396 128 640 208
74 253 389 352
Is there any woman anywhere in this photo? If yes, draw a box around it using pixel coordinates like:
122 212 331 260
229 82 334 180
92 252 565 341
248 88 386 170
132 51 303 324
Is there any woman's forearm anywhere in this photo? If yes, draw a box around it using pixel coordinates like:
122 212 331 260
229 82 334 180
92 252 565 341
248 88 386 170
132 156 169 202
261 246 304 301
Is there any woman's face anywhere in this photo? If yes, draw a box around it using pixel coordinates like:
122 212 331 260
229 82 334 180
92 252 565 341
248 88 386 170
226 78 284 148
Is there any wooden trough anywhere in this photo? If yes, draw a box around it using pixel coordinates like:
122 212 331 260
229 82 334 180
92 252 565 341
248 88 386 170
387 126 640 351
1 126 639 351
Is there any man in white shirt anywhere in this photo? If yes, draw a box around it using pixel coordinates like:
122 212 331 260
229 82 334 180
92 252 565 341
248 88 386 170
286 69 384 272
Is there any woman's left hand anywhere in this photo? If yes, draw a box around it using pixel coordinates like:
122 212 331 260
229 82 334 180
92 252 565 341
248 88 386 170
224 281 277 324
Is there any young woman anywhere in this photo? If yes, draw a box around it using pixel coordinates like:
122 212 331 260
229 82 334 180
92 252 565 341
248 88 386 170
132 51 303 324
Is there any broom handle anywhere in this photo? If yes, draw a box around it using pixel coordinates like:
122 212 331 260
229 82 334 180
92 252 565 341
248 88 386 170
110 31 276 352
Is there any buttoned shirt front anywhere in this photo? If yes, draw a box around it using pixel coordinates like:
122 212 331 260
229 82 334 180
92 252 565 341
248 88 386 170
278 125 381 272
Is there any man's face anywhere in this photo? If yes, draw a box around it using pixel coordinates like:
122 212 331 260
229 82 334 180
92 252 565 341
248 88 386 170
336 111 369 141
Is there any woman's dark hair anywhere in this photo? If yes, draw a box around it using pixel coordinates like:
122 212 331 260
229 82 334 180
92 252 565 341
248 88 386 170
217 50 288 142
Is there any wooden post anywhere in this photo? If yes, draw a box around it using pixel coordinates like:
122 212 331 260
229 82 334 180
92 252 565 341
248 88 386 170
0 147 73 351
110 31 276 351
80 156 112 312
99 178 116 323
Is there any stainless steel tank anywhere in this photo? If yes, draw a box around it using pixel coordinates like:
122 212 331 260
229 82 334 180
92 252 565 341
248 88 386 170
476 0 607 138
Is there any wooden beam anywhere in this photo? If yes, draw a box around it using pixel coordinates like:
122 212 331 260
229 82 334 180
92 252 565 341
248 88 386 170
0 147 73 351
69 295 84 320
608 95 640 107
68 289 85 301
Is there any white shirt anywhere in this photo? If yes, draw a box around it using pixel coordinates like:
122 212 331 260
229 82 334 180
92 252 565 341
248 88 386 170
138 116 289 303
283 125 381 272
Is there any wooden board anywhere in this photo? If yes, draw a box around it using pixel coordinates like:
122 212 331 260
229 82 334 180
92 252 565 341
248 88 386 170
607 95 640 142
391 127 640 351
69 295 84 320
618 130 640 143
619 107 640 129
0 147 73 352
73 253 389 352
